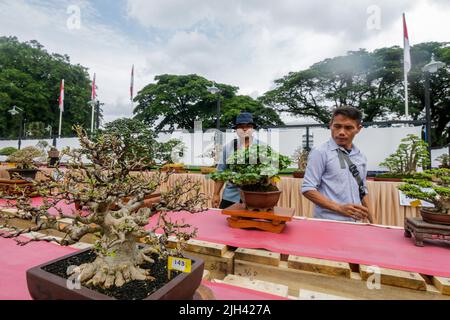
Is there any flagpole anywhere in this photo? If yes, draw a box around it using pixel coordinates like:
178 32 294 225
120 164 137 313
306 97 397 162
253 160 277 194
404 69 409 118
58 79 64 138
58 108 63 138
91 101 95 134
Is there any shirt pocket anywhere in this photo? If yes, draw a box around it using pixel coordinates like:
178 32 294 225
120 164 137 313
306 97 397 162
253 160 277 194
325 156 347 185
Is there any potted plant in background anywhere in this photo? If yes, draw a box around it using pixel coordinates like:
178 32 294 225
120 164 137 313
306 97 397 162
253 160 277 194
6 146 45 180
291 147 309 179
47 147 60 168
436 154 450 169
376 134 430 182
0 126 208 300
0 147 18 164
398 168 450 225
199 144 219 175
210 144 291 211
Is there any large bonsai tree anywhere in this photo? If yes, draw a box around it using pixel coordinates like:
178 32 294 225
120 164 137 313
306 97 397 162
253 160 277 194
0 126 207 289
398 168 450 214
7 146 45 169
210 144 291 192
379 134 430 175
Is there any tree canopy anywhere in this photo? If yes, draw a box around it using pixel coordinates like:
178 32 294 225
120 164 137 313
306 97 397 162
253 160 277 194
133 74 283 133
261 42 449 146
0 36 94 138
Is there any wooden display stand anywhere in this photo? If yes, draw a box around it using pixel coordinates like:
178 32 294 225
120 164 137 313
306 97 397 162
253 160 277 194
0 179 35 196
222 203 295 234
404 217 450 247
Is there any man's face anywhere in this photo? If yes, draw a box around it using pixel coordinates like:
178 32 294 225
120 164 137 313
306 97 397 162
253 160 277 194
330 114 362 147
236 124 254 139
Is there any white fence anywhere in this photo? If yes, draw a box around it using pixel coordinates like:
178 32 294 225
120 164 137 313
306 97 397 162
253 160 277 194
0 126 447 171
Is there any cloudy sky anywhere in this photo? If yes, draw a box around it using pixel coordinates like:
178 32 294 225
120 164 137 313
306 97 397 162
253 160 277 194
0 0 449 124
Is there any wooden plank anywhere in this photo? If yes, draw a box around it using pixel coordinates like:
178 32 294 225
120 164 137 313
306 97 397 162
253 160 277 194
234 259 448 300
288 255 351 278
299 289 351 300
185 239 228 257
188 251 234 280
433 277 450 295
223 274 289 298
234 248 280 266
359 265 427 291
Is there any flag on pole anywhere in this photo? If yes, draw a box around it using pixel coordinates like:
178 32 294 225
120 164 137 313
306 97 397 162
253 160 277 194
130 65 134 102
91 73 96 101
59 79 65 112
403 13 411 117
403 13 411 73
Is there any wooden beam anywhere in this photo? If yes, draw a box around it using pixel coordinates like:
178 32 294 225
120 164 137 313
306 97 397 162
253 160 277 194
185 239 228 257
299 289 351 300
288 255 351 278
188 250 234 280
235 248 280 266
223 274 289 298
359 265 427 291
433 277 450 295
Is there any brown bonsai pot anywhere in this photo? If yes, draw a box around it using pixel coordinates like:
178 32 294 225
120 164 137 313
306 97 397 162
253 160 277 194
420 208 450 225
240 189 282 211
7 168 39 180
373 177 403 182
26 248 204 300
293 171 305 178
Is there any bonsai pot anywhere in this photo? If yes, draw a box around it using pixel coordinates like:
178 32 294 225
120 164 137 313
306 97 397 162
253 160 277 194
420 208 450 225
7 168 39 180
293 171 305 179
26 248 204 300
160 164 186 174
240 189 282 211
373 177 403 182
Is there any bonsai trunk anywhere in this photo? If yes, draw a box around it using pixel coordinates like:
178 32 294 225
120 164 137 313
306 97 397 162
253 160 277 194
68 211 157 289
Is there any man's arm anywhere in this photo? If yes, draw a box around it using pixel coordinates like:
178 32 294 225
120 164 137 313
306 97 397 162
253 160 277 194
303 190 369 221
361 194 374 224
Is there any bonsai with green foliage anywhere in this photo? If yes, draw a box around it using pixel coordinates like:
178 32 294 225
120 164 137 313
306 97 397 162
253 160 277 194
292 147 309 173
398 168 450 214
7 146 45 169
210 144 291 192
0 147 18 157
436 154 450 169
379 134 430 177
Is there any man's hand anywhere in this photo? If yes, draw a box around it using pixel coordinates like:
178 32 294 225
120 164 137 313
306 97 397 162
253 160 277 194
212 194 221 208
337 204 369 221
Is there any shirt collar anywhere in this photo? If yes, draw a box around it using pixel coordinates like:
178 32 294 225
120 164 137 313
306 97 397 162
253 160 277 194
327 138 360 155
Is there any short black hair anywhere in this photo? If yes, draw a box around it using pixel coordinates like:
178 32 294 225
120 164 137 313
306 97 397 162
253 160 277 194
331 106 363 125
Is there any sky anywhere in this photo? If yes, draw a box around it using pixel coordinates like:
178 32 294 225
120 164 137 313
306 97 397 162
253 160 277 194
0 0 449 124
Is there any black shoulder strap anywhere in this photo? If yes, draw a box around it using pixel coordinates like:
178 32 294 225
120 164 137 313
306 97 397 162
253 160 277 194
337 149 367 200
233 139 238 152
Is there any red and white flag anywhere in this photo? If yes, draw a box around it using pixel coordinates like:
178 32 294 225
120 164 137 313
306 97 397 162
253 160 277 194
403 13 411 73
91 73 96 101
59 79 65 112
130 65 134 102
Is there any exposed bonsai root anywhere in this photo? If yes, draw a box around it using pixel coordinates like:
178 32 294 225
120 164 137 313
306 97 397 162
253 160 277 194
68 255 156 289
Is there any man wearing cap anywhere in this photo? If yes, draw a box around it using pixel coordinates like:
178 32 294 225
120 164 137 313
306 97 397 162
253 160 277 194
301 106 374 223
212 112 261 209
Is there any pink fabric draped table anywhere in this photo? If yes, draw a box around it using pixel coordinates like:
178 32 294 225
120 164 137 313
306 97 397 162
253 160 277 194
147 210 450 278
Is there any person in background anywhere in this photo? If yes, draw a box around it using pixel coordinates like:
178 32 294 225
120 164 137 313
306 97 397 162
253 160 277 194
301 106 374 223
212 112 261 209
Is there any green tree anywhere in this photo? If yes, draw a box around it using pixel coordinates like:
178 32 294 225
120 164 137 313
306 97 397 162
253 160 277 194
133 74 283 133
0 36 94 138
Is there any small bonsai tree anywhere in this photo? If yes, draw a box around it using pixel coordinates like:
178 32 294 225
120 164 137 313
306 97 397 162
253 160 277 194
7 146 46 169
379 134 430 175
156 139 186 166
0 147 18 156
210 144 291 192
291 147 309 173
398 168 450 214
436 154 450 169
0 126 207 289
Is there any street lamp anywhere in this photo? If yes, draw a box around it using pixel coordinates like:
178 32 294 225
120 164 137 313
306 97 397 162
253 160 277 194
207 82 221 131
8 105 24 150
422 53 445 168
46 125 52 139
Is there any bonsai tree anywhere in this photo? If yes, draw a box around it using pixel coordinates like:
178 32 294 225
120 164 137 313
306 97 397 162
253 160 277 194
7 146 45 170
379 134 430 176
210 144 291 192
436 154 450 169
291 147 309 173
156 139 186 166
0 126 207 289
0 147 18 156
398 168 450 214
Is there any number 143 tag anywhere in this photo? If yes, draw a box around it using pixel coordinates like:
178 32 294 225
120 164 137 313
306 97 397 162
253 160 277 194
168 257 192 273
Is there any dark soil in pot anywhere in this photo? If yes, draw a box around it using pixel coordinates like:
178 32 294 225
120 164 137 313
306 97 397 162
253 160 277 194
42 250 181 300
7 168 39 180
